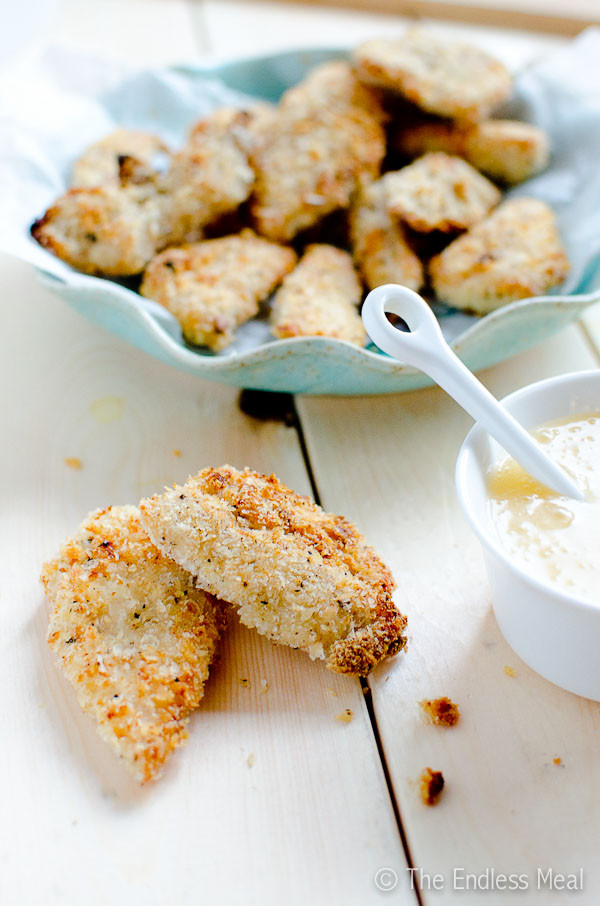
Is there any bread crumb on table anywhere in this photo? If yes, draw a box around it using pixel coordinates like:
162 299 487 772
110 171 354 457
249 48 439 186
260 679 269 694
420 696 460 727
335 709 354 723
553 756 563 766
247 752 256 768
64 457 83 470
504 665 516 677
420 767 445 806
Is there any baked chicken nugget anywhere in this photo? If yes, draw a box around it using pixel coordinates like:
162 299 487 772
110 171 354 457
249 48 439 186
164 109 255 244
271 244 366 346
71 128 170 188
140 230 297 350
394 119 550 185
250 101 385 242
31 184 167 277
354 29 512 123
41 505 225 783
429 197 570 314
139 466 407 676
350 179 423 291
384 153 501 233
281 60 387 123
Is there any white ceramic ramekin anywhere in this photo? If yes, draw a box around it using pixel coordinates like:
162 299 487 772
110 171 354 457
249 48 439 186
455 369 600 701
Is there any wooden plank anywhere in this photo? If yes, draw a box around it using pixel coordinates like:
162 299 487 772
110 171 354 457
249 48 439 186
0 256 413 905
50 0 198 64
199 0 563 78
297 326 600 904
268 0 599 36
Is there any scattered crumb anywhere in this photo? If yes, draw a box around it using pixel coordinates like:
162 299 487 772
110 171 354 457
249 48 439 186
173 449 182 457
247 751 256 768
504 665 516 677
420 696 460 727
65 457 83 470
553 756 562 766
327 688 338 697
362 685 370 695
260 679 269 694
239 677 251 688
420 767 445 806
89 395 124 423
335 708 354 723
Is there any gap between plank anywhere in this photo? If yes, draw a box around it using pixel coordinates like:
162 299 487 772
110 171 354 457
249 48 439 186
293 394 423 905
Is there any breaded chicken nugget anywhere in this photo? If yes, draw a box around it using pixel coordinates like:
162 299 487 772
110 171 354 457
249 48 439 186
250 101 385 241
71 129 170 188
140 230 296 350
354 29 512 123
350 179 423 291
429 197 570 313
31 184 167 276
139 466 407 675
271 244 366 346
41 505 225 783
394 119 550 184
281 60 387 124
384 153 501 233
164 109 255 244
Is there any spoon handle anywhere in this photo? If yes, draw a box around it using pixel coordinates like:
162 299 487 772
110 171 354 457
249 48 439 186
362 284 583 500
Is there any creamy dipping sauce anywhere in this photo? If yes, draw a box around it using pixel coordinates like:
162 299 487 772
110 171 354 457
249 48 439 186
488 413 600 603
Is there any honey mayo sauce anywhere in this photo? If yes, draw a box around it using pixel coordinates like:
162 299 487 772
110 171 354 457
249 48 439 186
488 413 600 602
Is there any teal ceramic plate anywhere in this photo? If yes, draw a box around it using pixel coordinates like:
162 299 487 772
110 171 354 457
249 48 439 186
30 43 600 394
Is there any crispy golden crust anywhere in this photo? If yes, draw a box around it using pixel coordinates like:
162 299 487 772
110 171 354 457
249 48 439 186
140 230 296 349
271 244 366 346
420 697 460 727
420 768 445 805
394 119 550 184
384 153 501 233
41 505 225 783
354 29 512 123
281 60 388 124
429 197 570 313
139 466 406 675
31 185 167 277
163 109 255 244
350 179 424 291
249 101 385 242
71 129 170 189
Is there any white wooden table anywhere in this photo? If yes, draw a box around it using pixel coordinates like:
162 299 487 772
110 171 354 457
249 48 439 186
2 3 600 904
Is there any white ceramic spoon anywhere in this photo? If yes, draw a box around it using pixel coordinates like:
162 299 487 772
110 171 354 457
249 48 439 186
362 284 584 500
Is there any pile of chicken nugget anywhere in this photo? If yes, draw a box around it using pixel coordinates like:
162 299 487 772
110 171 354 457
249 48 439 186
32 28 570 352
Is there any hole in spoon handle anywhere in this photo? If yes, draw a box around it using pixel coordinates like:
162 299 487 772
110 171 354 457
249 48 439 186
362 284 449 371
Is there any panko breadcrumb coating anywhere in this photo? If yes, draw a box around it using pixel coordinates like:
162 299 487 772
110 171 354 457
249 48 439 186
163 109 255 244
140 230 297 350
31 185 167 277
395 119 550 185
384 153 501 233
139 466 407 675
429 197 570 313
271 244 366 346
420 768 445 806
281 60 387 124
350 179 423 291
420 697 460 727
71 128 170 189
353 29 512 123
41 505 225 783
249 99 385 241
